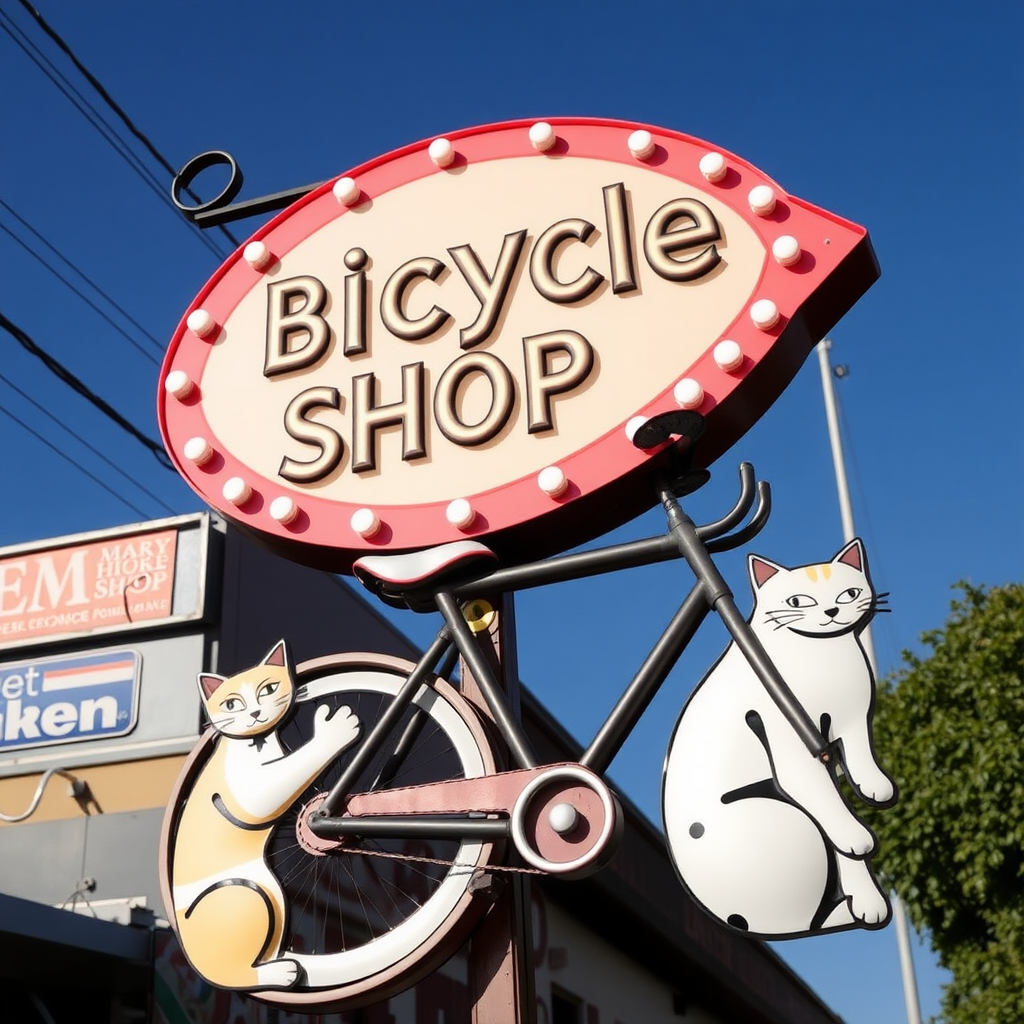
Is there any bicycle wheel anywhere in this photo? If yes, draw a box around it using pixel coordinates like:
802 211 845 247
160 651 498 1012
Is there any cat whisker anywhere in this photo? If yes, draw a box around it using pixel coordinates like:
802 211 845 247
763 613 805 628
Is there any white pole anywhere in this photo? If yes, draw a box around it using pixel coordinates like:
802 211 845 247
892 891 923 1024
814 339 922 1024
815 340 876 669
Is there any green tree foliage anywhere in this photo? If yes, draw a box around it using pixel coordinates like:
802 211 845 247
867 583 1024 1023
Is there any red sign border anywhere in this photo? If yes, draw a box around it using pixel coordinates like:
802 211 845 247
158 117 878 572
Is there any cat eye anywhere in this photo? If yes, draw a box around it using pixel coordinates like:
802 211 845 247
836 588 862 604
785 594 817 608
258 681 280 699
221 697 245 712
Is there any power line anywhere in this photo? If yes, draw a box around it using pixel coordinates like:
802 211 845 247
0 197 166 355
0 222 161 365
0 9 230 264
0 405 151 520
0 371 177 515
12 0 240 250
0 309 173 469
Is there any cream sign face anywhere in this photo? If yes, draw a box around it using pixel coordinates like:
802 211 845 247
159 119 878 570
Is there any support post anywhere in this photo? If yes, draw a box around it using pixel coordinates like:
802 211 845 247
456 593 537 1024
816 338 921 1024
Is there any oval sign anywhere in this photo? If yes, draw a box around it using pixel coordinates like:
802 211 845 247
158 118 878 572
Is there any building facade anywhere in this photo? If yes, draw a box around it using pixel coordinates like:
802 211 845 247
0 515 842 1024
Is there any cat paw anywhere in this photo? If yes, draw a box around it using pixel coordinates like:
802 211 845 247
852 770 895 806
828 816 876 857
256 958 301 989
848 883 889 926
315 703 360 749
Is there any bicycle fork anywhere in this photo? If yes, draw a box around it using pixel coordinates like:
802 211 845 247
655 482 829 762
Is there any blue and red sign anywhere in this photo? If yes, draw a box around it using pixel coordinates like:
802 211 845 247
0 649 141 752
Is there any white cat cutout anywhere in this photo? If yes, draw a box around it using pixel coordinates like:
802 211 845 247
662 538 896 938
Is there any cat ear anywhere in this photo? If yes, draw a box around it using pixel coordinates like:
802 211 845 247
834 538 867 572
262 640 290 670
748 554 783 589
197 672 226 701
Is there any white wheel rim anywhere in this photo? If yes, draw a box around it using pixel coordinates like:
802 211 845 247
283 669 488 988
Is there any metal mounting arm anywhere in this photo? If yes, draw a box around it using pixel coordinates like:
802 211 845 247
171 149 324 227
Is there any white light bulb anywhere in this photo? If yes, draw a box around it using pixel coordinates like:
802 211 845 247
699 152 727 182
627 129 655 160
269 496 298 525
750 299 780 330
674 378 705 408
529 121 556 151
446 498 475 529
537 466 568 497
748 185 777 216
164 370 193 399
714 341 744 372
428 138 455 168
625 416 648 442
772 235 801 266
243 241 272 270
183 436 213 465
332 177 360 205
222 477 251 506
186 309 216 338
351 507 381 538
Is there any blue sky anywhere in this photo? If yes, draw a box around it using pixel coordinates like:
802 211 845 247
2 2 1021 1020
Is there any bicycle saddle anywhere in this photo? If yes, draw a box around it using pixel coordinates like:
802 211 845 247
353 540 499 609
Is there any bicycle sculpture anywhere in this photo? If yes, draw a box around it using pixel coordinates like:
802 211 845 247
157 119 890 1011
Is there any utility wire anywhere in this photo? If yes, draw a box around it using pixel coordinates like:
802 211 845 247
0 405 150 520
0 10 230 263
0 310 173 469
13 0 240 250
0 197 166 356
0 222 160 365
0 371 177 515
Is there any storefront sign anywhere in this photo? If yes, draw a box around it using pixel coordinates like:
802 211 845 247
0 649 141 752
159 118 878 570
0 514 214 650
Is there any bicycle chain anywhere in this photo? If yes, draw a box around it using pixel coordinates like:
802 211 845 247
345 844 546 876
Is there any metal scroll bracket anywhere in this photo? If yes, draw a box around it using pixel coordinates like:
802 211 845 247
170 150 325 228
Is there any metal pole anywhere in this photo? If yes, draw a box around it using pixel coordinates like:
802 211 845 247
892 891 923 1024
815 339 876 670
815 338 922 1024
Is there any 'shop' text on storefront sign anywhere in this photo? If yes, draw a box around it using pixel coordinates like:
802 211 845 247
0 530 178 644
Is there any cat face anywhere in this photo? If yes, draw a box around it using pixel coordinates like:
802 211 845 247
749 539 877 638
198 640 295 738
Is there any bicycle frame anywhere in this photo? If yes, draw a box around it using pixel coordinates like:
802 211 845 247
310 462 830 845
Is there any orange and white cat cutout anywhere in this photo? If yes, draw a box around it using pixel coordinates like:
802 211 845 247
168 641 360 991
